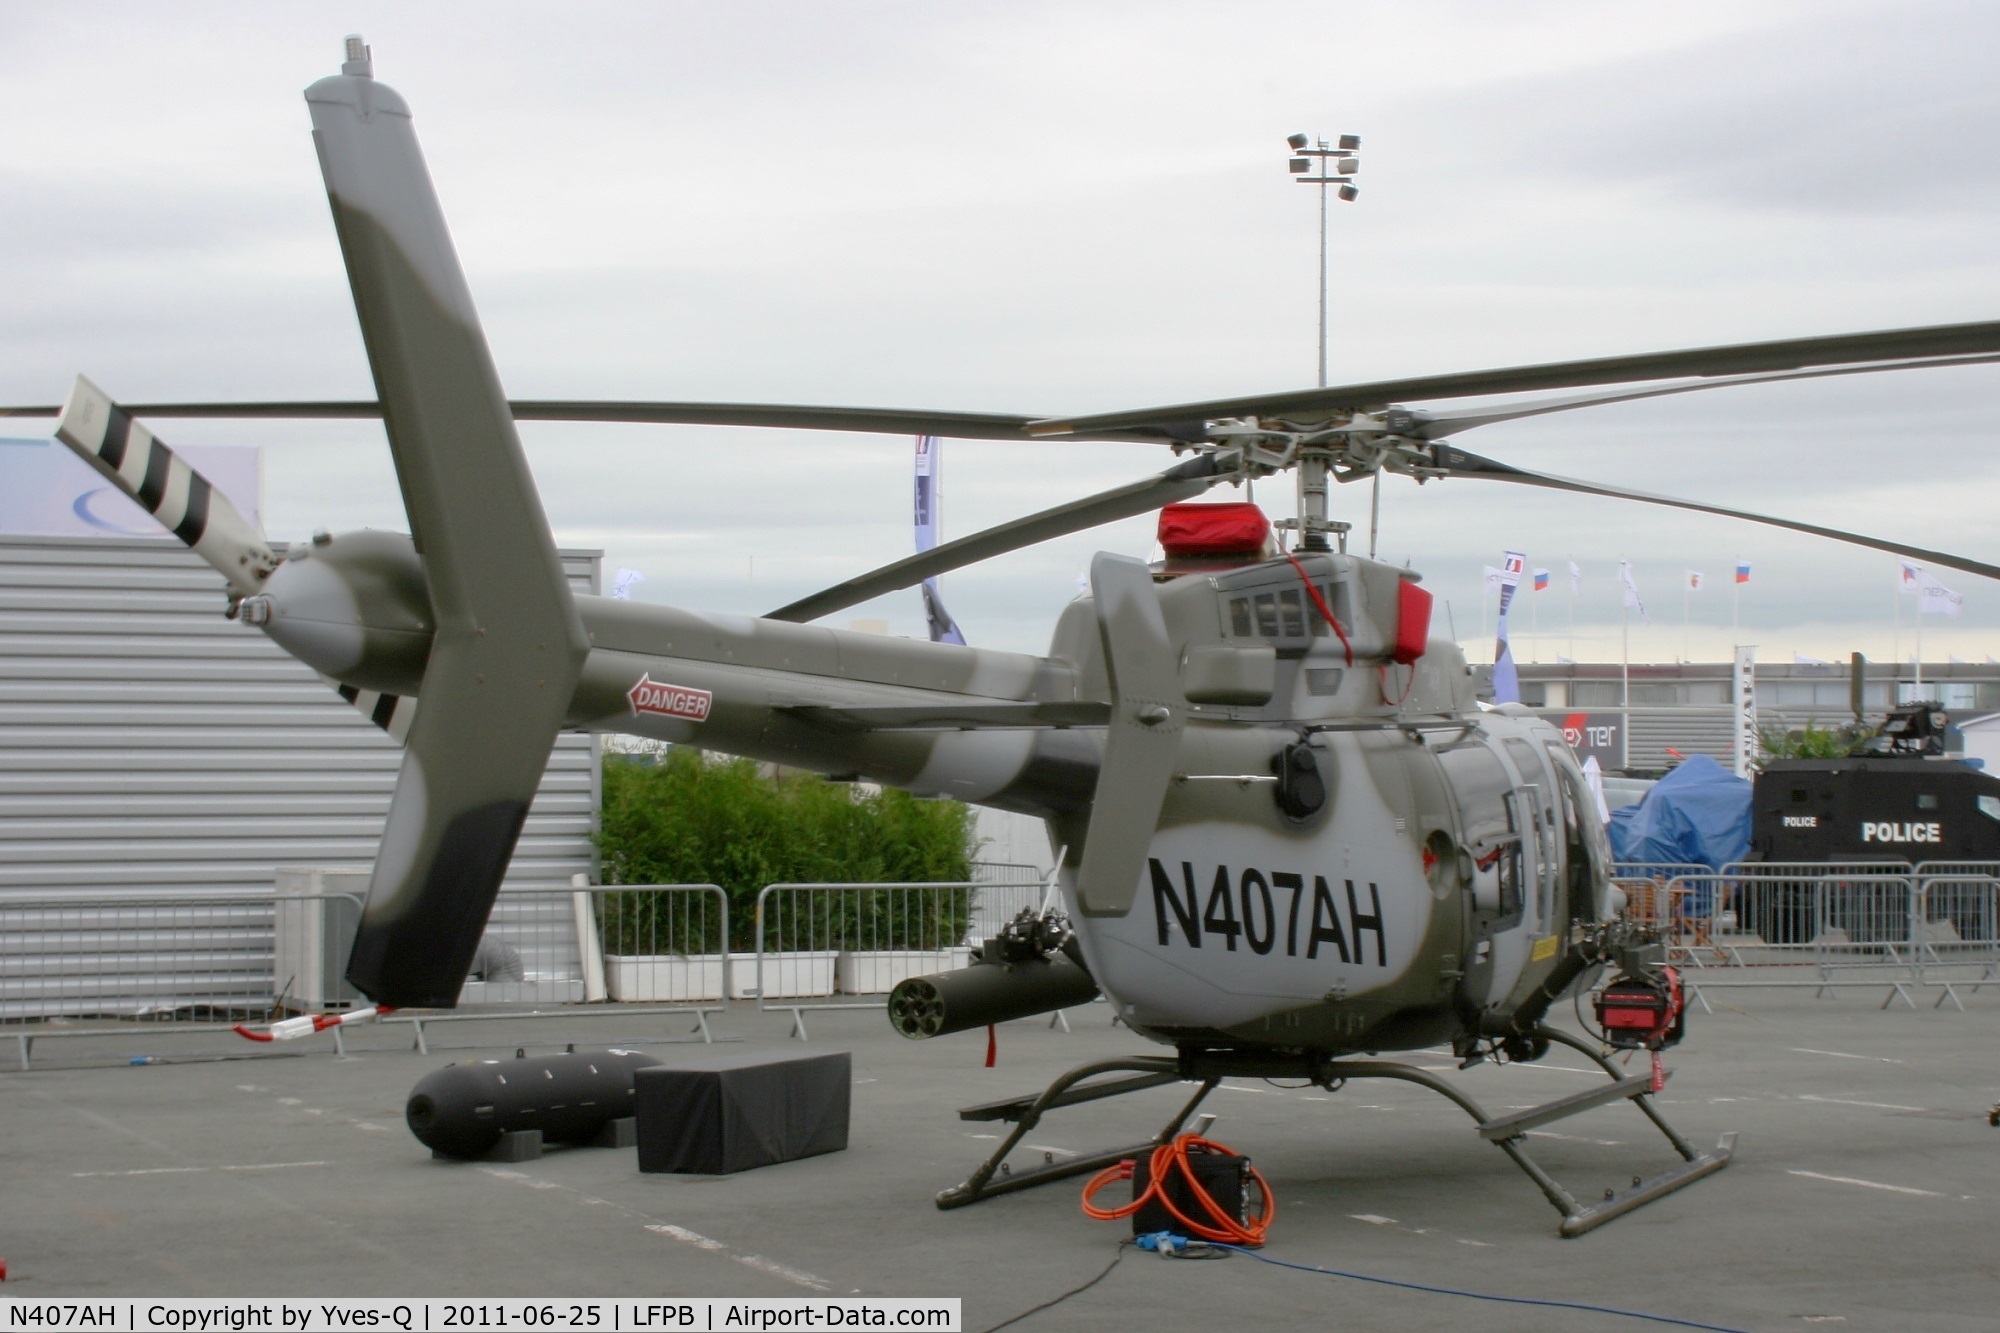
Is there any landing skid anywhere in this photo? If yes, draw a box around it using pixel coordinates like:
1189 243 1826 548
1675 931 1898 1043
936 1026 1734 1238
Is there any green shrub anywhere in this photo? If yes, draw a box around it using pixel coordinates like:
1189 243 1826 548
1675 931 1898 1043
1756 720 1873 766
595 748 976 952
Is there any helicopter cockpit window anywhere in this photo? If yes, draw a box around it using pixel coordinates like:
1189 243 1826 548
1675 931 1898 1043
1544 741 1614 910
1230 599 1253 637
1278 589 1306 637
1436 741 1522 921
1503 737 1557 923
1253 593 1280 637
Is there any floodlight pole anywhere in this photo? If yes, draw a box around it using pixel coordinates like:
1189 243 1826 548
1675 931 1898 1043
1286 133 1363 550
1285 133 1360 389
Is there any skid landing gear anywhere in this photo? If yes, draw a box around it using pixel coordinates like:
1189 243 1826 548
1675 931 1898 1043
936 1026 1734 1238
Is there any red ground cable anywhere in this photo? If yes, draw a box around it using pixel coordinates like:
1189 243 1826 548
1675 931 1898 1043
1080 1132 1275 1247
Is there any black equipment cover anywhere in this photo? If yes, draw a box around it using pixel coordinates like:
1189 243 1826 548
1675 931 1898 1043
635 1049 851 1174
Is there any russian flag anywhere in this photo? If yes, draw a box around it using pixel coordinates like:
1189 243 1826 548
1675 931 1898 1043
1735 560 1751 584
1532 568 1550 591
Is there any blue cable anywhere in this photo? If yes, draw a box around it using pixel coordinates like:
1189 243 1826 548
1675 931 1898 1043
1200 1242 1754 1333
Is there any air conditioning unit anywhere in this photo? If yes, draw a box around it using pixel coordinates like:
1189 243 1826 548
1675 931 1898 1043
272 866 368 1011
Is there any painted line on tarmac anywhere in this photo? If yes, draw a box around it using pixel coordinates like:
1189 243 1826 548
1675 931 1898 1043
72 1160 330 1178
1791 1048 1903 1063
1798 1094 1928 1112
1347 1212 1494 1247
645 1224 832 1292
1787 1170 1947 1198
475 1167 840 1294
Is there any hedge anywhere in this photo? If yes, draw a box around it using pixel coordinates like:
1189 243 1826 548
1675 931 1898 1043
595 748 976 952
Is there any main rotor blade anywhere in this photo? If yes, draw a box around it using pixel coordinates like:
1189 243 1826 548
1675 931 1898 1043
1031 318 2000 437
1412 353 2000 440
1430 443 2000 583
0 398 1161 443
765 453 1228 624
309 51 589 1007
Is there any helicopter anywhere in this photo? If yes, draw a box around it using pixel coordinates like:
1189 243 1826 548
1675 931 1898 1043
17 38 2000 1236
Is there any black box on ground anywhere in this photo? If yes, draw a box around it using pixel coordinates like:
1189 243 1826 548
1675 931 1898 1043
1130 1148 1248 1237
635 1049 850 1174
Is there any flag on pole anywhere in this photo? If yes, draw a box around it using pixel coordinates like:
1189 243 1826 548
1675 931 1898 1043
1618 560 1649 623
1685 570 1704 592
1533 568 1550 592
1917 569 1963 617
1483 565 1507 589
1568 560 1581 596
1950 654 1969 665
1492 550 1527 703
1735 560 1751 584
1501 550 1526 583
610 568 646 600
913 435 967 645
1899 560 1923 596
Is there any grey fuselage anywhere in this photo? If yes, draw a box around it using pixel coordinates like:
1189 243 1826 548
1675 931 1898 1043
253 528 1615 1056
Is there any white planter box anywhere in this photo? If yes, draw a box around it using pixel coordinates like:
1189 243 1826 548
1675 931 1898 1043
604 955 725 1002
836 947 973 995
728 951 838 999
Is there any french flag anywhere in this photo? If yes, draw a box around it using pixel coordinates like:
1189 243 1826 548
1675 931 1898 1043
1735 561 1752 584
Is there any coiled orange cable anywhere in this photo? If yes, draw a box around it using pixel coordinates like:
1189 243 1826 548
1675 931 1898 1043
1080 1132 1275 1247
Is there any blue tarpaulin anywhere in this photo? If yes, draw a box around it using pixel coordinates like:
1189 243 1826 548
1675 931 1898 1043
1607 754 1752 880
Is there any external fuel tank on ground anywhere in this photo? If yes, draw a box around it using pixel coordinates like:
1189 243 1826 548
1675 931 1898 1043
406 1048 661 1158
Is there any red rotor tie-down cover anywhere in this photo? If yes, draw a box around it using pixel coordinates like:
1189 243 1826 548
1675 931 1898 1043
1157 502 1269 556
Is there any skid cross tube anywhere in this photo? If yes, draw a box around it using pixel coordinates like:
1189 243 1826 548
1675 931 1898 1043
933 1028 1732 1236
937 1056 1216 1209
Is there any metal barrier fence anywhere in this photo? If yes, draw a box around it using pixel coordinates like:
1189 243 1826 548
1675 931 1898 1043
392 884 732 1053
1642 865 2000 1010
0 890 367 1070
0 884 734 1068
752 879 1046 1035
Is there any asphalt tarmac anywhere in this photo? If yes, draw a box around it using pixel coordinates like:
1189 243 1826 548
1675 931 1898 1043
2 988 1997 1332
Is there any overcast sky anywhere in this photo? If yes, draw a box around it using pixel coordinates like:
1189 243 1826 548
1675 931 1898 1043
4 1 1998 666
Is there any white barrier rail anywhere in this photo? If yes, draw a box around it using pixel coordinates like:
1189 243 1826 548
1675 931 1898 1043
388 883 732 1052
752 879 1045 1037
1646 868 2000 1010
0 890 366 1070
0 884 734 1068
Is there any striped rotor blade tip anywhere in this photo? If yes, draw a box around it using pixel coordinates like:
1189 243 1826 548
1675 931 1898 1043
54 376 278 597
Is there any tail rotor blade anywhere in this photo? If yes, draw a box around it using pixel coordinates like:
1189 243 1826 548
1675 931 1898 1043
54 377 278 598
308 44 589 1006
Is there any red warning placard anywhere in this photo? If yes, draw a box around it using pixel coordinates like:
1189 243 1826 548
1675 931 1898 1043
627 674 713 721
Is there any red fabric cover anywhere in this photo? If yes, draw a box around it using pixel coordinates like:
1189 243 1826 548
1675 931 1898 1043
1393 579 1432 665
1157 502 1270 556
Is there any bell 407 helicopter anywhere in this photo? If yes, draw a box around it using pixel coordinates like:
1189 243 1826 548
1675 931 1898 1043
18 39 2000 1236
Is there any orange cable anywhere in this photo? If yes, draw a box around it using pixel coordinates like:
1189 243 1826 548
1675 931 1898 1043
1080 1132 1275 1247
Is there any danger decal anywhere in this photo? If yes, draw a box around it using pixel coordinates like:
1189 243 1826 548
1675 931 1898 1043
627 674 713 722
1148 858 1386 965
